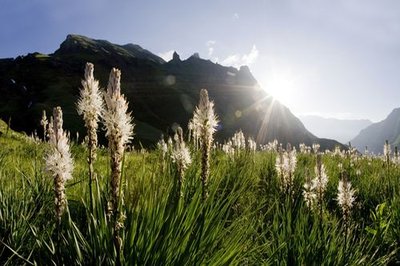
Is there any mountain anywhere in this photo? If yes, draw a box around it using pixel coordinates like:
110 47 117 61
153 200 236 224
351 108 400 154
299 115 372 144
0 34 342 149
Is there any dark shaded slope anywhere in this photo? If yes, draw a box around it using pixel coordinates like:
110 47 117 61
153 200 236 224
0 34 342 149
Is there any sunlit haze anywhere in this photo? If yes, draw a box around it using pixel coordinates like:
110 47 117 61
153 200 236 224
1 0 399 122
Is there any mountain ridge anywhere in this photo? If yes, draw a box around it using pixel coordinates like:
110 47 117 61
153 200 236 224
299 115 372 144
351 108 400 154
55 34 166 64
0 34 342 149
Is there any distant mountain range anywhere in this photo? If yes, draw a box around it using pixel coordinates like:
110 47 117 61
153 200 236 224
299 115 372 144
351 108 400 154
0 34 342 149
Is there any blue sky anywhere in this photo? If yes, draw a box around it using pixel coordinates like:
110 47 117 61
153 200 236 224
1 0 400 122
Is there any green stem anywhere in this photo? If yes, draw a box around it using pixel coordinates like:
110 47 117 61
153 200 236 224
88 139 94 212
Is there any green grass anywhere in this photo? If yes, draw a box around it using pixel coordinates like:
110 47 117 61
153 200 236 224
0 129 399 265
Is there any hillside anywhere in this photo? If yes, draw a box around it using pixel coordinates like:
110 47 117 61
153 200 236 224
351 108 400 154
0 34 342 149
299 115 372 144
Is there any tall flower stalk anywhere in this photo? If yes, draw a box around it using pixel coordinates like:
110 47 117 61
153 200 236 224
45 107 74 223
314 155 328 215
337 175 356 249
384 140 391 166
103 67 134 255
171 127 192 198
77 62 104 209
276 144 297 196
191 89 218 200
303 155 329 212
40 110 48 141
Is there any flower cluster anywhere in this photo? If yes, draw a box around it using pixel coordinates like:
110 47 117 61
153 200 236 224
276 146 297 192
171 127 192 176
103 68 134 224
45 107 74 222
157 136 169 158
312 143 320 154
190 89 219 146
77 62 104 138
231 130 246 150
260 139 278 152
103 68 134 148
303 157 329 209
222 140 235 158
40 110 48 141
247 137 257 152
191 89 218 199
337 178 356 221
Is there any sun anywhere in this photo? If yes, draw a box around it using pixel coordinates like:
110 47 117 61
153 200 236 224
260 69 297 108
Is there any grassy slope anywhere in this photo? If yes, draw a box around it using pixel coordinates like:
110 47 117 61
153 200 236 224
0 125 399 265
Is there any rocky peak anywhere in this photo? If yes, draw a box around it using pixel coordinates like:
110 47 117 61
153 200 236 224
55 34 105 55
172 51 180 61
190 52 200 59
54 34 165 64
239 65 251 73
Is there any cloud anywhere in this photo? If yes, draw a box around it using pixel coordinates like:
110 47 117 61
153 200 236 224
206 40 216 56
157 50 174 62
242 45 259 65
221 45 259 67
221 54 241 66
206 40 216 47
233 13 239 19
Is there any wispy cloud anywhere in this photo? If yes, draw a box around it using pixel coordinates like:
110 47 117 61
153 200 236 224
208 47 214 56
221 54 240 66
157 50 174 62
221 45 259 67
242 45 259 65
206 40 216 46
206 40 216 56
233 12 239 19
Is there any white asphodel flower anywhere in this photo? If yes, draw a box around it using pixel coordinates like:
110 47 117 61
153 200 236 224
45 107 74 221
231 130 246 150
157 137 168 158
337 179 356 220
313 163 328 198
222 140 235 158
191 89 219 199
191 89 219 146
303 158 329 210
103 68 134 148
46 107 74 182
77 62 104 137
383 140 391 160
103 68 134 217
312 143 320 154
171 127 192 174
276 147 297 192
40 110 48 127
303 180 317 209
40 110 48 141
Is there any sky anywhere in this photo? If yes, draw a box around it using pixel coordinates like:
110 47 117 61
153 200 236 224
1 0 400 122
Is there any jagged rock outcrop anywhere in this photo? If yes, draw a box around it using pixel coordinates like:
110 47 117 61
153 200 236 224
172 51 180 61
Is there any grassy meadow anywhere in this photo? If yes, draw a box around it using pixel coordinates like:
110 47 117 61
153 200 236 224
0 118 399 265
1 64 400 266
